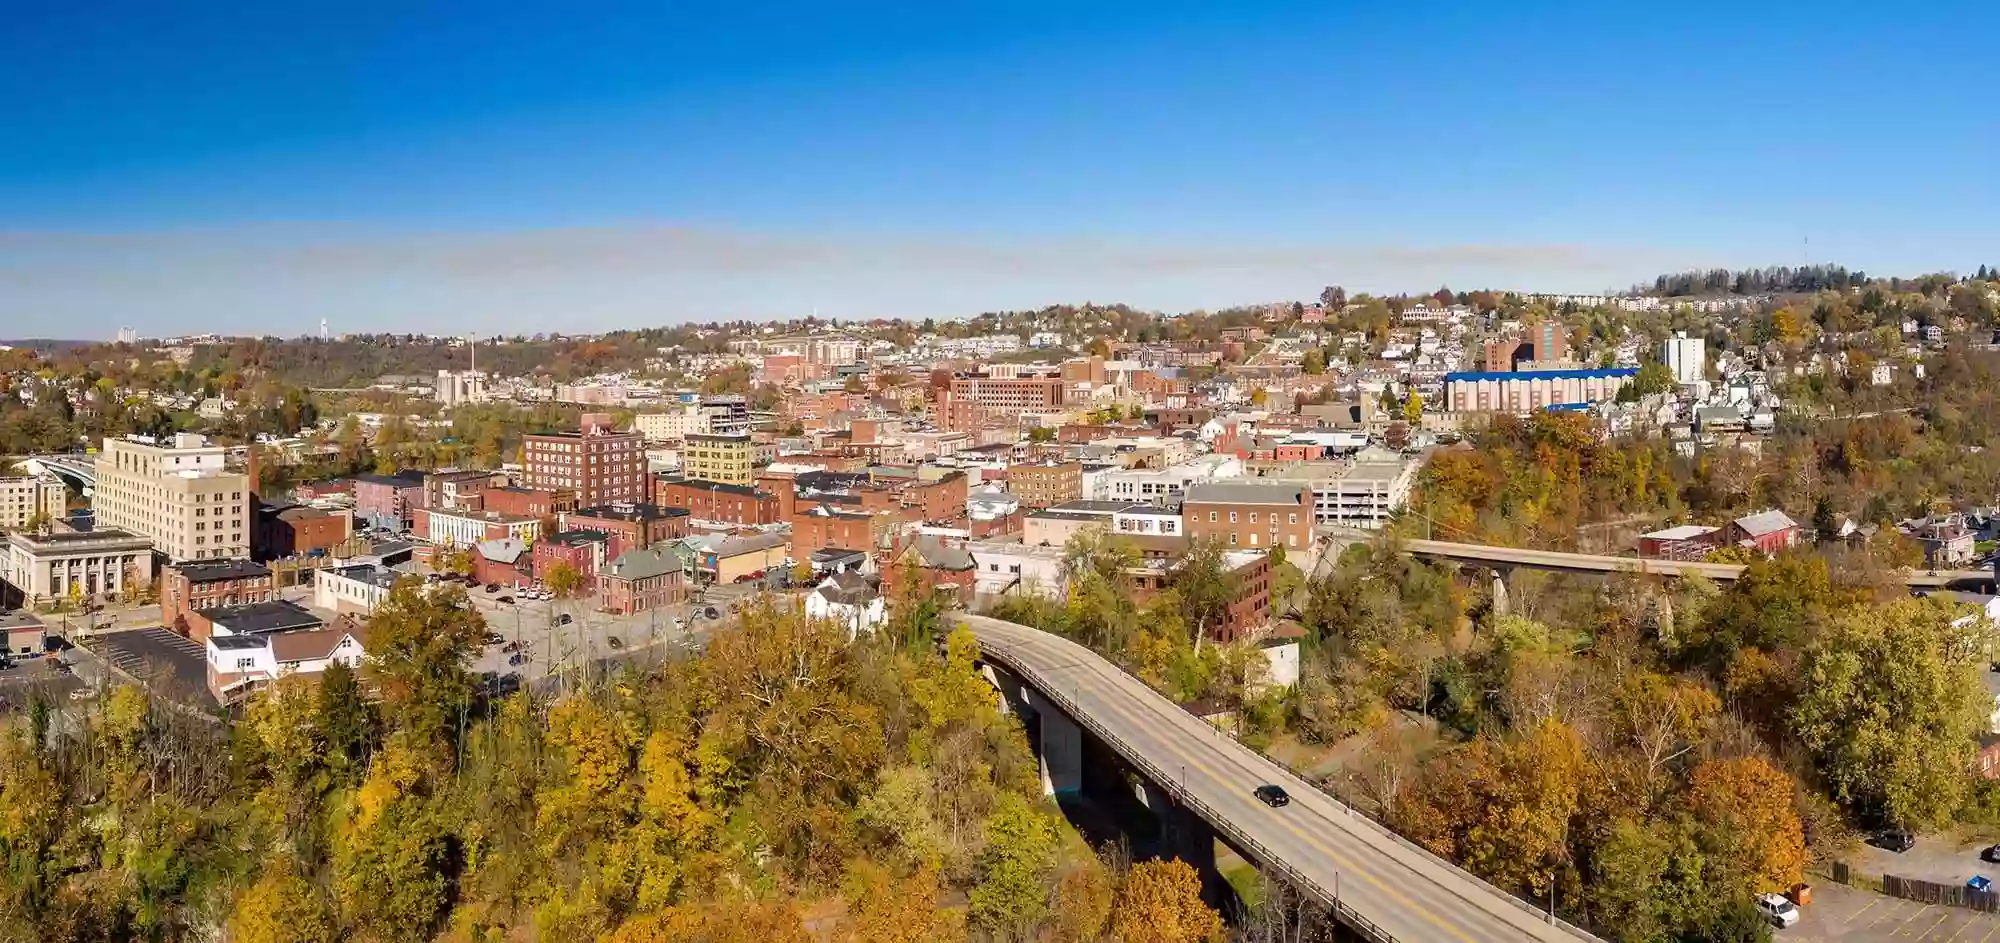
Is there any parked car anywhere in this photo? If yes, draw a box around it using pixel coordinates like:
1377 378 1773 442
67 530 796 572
705 607 720 619
498 596 514 605
554 613 573 627
1983 845 2000 864
1252 785 1290 808
1755 893 1800 929
482 632 506 646
507 653 528 667
607 636 623 650
68 688 93 701
1874 829 1917 853
484 583 501 594
501 641 522 653
1971 876 1994 893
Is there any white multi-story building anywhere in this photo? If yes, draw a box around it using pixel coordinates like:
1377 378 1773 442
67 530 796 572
1097 455 1245 504
1663 331 1706 385
93 434 252 562
967 541 1068 599
418 507 541 548
0 473 67 530
634 405 714 444
313 564 400 616
1248 448 1418 530
1110 505 1183 537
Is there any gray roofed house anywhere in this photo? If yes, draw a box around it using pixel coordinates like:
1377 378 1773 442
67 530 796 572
1733 509 1798 537
476 536 528 564
603 545 685 581
715 531 790 557
903 534 975 571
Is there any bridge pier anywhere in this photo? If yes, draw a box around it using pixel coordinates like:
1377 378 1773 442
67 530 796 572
1031 689 1084 796
1491 566 1512 619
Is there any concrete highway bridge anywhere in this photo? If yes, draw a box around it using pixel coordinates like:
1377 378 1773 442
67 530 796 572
1392 538 1995 590
18 454 97 496
963 613 1603 943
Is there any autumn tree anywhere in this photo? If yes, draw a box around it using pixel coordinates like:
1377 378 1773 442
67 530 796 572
229 864 335 943
968 792 1060 934
1792 596 1987 828
1109 859 1225 943
1685 755 1806 893
363 578 487 749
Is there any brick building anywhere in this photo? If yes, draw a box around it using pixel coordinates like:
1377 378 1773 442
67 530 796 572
1181 481 1315 551
1008 462 1083 508
792 505 879 557
598 546 688 615
254 503 352 560
532 530 620 591
521 413 647 507
653 477 781 526
481 486 573 519
563 502 691 548
354 471 427 531
162 559 274 636
941 374 1066 431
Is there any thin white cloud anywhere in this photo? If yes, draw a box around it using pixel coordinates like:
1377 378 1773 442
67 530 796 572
0 223 1712 337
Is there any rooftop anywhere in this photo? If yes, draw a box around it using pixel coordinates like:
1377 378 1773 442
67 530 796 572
169 559 272 582
199 600 324 636
1183 481 1307 506
569 502 691 523
542 529 612 548
603 546 685 581
357 471 427 488
326 564 400 589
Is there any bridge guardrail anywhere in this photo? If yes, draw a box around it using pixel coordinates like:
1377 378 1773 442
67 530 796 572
986 640 1396 942
982 633 1601 942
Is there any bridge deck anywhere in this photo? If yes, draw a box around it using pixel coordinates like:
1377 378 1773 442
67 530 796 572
963 614 1601 943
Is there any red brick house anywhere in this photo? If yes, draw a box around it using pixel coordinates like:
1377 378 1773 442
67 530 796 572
562 502 690 548
1181 481 1314 552
532 530 621 591
882 535 978 606
162 559 274 636
598 546 688 615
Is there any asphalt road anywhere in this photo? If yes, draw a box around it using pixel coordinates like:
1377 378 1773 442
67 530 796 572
961 613 1600 943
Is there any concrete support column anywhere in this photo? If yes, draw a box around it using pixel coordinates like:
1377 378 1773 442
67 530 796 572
1033 692 1083 796
1491 566 1512 619
1159 803 1228 911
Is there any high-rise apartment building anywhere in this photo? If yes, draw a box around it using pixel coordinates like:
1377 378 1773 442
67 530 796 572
93 434 252 561
0 474 67 530
520 414 647 507
1663 331 1706 385
681 433 755 486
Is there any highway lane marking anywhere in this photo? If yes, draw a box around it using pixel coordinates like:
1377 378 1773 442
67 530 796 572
998 627 1491 943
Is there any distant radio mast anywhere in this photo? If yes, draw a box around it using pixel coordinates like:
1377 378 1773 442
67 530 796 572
320 318 328 339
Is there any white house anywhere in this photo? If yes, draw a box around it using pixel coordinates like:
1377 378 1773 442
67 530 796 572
205 625 368 704
968 540 1068 599
804 572 885 639
313 564 400 617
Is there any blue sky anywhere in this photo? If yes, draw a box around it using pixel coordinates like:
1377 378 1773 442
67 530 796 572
3 1 1996 338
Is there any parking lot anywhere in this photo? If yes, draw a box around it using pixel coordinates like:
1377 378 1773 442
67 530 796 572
0 655 83 711
456 580 778 687
79 627 212 705
1791 881 2000 942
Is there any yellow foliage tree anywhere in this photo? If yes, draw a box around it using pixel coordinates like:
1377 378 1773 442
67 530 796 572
1109 859 1224 943
228 865 334 943
1685 755 1806 893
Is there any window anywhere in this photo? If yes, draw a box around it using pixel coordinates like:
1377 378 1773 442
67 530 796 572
1229 533 1238 546
234 657 256 671
1289 513 1298 525
1228 512 1237 523
1249 512 1259 523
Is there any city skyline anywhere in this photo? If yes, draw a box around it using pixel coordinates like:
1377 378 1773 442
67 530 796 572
5 1 1997 337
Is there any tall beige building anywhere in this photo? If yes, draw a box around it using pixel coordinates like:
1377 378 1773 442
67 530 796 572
0 474 67 530
681 433 754 485
93 434 253 561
